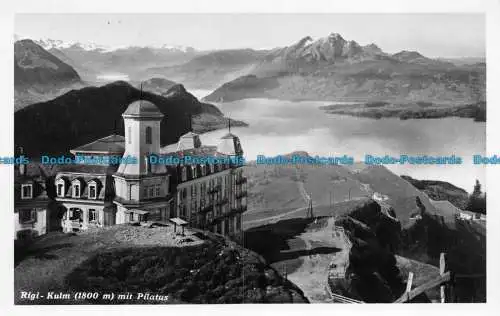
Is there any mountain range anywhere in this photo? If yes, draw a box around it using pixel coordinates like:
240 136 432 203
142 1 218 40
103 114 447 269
14 39 85 109
30 38 198 83
203 33 485 103
32 38 196 53
14 37 248 157
16 33 485 106
144 48 268 89
14 79 244 156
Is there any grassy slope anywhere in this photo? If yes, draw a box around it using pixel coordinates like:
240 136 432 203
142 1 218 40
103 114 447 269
244 162 439 228
243 164 374 227
204 58 485 103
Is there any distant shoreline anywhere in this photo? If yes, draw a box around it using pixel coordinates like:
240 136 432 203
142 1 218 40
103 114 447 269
320 101 486 122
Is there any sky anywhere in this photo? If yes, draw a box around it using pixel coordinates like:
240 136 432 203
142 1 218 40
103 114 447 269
15 13 485 58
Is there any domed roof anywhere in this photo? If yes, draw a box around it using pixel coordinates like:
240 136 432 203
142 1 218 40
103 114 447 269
122 100 163 118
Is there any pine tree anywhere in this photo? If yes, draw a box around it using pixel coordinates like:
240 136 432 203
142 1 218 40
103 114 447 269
466 180 486 214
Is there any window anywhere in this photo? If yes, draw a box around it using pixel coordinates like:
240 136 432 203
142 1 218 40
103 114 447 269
19 209 36 224
129 212 134 222
181 167 187 182
201 165 206 176
192 166 197 178
143 187 148 198
21 184 33 199
145 126 152 144
229 217 235 233
89 209 97 222
236 214 241 231
56 182 65 197
149 187 154 198
89 184 97 199
192 201 197 215
128 126 132 144
69 208 83 221
139 213 148 222
73 184 80 198
155 185 161 197
209 164 214 174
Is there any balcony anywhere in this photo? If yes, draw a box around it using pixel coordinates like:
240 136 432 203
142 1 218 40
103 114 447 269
235 177 247 185
208 185 221 194
200 204 214 213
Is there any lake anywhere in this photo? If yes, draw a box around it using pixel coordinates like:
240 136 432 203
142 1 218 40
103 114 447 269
198 97 486 192
96 73 130 82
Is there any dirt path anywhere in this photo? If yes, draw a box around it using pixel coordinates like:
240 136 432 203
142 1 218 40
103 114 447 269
285 217 339 303
244 205 318 227
327 227 352 280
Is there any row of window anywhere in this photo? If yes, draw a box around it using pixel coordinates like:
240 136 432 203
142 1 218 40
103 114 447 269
143 184 162 198
56 179 99 199
65 208 98 223
213 215 241 234
180 163 233 182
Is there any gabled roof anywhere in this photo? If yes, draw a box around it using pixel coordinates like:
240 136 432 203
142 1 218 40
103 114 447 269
52 163 119 175
70 134 125 155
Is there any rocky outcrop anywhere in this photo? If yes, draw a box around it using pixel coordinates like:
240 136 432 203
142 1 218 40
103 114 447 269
63 231 309 304
205 32 485 103
266 33 379 65
330 199 409 303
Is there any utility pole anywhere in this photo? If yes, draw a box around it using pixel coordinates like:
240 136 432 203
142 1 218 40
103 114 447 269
329 191 332 209
306 194 314 219
440 252 447 303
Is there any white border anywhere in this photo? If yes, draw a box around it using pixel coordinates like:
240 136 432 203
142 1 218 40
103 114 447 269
1 0 499 315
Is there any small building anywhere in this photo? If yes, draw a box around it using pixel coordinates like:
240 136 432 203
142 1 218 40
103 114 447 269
14 163 50 240
53 164 117 233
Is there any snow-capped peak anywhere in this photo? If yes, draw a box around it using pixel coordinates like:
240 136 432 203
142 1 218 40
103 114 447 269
33 38 111 52
15 36 196 53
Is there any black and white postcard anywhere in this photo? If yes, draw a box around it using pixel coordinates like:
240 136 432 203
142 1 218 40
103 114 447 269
2 0 499 314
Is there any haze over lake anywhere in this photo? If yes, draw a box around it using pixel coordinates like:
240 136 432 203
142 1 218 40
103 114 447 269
199 97 486 192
